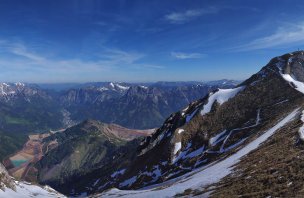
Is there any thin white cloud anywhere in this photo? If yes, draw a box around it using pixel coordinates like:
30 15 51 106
171 51 205 59
100 48 144 64
0 40 164 82
10 44 45 61
234 22 304 51
165 8 218 24
0 41 45 61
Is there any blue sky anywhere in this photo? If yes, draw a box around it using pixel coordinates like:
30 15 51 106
0 0 304 83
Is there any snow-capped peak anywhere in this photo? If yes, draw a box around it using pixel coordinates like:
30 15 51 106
110 82 115 88
14 82 25 87
115 83 129 90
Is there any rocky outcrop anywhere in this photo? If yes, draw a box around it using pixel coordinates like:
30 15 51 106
0 163 15 191
85 51 304 197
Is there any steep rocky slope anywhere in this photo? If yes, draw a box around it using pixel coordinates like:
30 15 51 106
0 83 63 161
0 81 230 161
60 81 237 129
1 52 303 198
32 120 153 195
0 163 15 191
0 83 63 134
0 163 64 197
86 51 304 197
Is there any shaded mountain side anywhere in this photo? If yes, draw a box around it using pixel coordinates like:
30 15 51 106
60 82 237 129
0 83 63 134
0 81 228 162
0 132 27 161
0 84 63 161
0 97 63 134
32 120 153 195
79 51 304 197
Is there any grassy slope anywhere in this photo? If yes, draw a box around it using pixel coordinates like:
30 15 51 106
0 132 28 161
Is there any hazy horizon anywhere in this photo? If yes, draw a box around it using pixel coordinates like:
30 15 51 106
0 78 242 85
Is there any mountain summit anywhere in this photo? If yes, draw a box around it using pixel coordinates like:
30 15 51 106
87 51 304 197
2 51 304 198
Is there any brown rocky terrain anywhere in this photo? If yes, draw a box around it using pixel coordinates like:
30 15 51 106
3 120 154 191
83 51 304 198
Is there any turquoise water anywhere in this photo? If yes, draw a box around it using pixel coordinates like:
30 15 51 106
11 159 28 167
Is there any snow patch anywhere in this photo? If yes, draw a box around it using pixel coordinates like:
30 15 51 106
173 142 182 155
177 129 184 134
98 87 109 92
140 86 148 89
119 176 137 188
183 146 205 159
186 109 198 123
209 130 227 146
116 84 130 90
281 74 304 94
200 86 244 116
111 169 126 178
109 82 115 88
299 110 304 141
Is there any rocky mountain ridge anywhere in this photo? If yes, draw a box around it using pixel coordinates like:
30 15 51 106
2 119 154 196
0 80 234 161
82 51 304 197
1 51 304 197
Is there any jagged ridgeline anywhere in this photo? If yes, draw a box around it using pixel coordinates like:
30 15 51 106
0 81 235 161
3 51 304 197
59 81 237 129
75 51 304 197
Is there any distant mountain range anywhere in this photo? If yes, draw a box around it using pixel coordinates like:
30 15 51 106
0 80 237 161
0 79 239 133
2 52 304 197
6 51 303 197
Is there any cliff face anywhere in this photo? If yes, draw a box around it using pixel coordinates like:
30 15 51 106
0 163 15 191
87 51 304 198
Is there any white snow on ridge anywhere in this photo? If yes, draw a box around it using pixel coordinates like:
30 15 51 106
183 146 205 159
177 129 184 134
200 86 245 116
281 74 304 94
119 176 137 188
14 82 25 87
115 84 130 90
0 182 66 198
140 85 148 89
98 87 109 92
186 109 198 123
111 169 126 178
171 142 182 163
109 82 115 88
99 108 299 198
209 130 227 146
173 142 182 155
299 110 304 141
